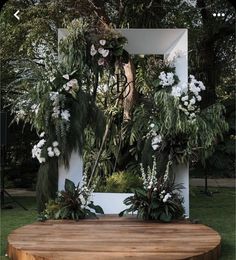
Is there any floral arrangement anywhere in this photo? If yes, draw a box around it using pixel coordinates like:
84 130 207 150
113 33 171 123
41 173 104 221
158 68 206 121
8 20 101 210
119 157 184 222
90 32 128 68
142 59 215 158
31 132 61 163
10 18 227 215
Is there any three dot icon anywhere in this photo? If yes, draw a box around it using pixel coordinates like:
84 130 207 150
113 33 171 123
213 13 225 17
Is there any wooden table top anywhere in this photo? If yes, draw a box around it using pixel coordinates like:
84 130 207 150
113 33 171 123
7 215 221 260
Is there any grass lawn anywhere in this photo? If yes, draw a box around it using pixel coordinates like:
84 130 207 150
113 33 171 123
0 187 235 259
0 197 37 259
190 187 235 260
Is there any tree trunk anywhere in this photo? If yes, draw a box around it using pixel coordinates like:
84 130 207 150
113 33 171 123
123 58 138 121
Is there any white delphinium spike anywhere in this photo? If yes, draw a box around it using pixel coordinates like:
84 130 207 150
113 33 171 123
163 193 172 203
163 160 172 183
140 157 158 190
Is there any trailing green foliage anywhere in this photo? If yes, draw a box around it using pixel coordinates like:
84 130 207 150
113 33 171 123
36 158 58 212
8 18 131 210
153 90 228 164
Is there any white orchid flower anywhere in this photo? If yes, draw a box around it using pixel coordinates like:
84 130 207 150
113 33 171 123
98 58 105 66
90 44 97 56
39 132 45 138
52 141 59 147
62 74 70 80
102 49 109 57
53 147 61 156
61 110 70 121
48 150 55 157
37 139 46 148
99 39 106 46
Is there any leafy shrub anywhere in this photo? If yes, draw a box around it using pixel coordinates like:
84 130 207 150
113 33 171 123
44 199 61 219
119 159 185 222
97 171 142 193
42 179 104 221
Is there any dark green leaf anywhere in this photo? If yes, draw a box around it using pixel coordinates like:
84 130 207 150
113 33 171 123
64 179 76 193
88 201 104 214
160 212 172 223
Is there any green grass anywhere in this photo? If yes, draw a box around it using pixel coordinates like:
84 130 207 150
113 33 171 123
190 188 235 260
0 188 235 259
0 197 37 257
